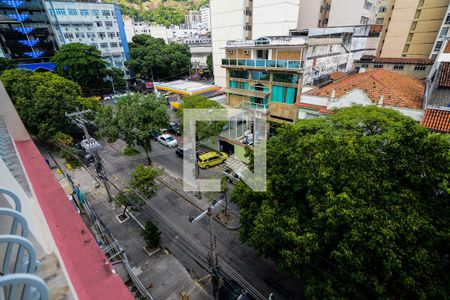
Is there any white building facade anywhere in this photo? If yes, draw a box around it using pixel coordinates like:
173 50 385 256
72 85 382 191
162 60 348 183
44 1 129 71
210 0 301 87
430 3 450 59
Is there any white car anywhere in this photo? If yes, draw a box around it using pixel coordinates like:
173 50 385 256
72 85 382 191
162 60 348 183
157 134 178 148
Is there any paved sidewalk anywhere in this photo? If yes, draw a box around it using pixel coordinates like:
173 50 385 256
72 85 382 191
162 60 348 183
43 149 212 300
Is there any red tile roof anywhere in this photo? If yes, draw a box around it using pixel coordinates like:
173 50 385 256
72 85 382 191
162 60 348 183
358 55 433 65
296 102 331 114
329 71 346 81
421 108 450 133
308 69 425 109
438 62 450 87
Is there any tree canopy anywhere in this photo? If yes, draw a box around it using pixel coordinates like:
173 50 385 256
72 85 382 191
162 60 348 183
231 106 450 299
0 69 95 140
50 43 108 94
130 164 160 199
95 93 169 164
0 58 15 73
176 95 226 141
126 35 191 80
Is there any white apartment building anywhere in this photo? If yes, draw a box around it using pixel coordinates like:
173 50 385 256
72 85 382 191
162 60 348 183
431 3 450 58
200 6 211 31
44 1 129 71
210 0 301 87
298 0 379 29
185 5 211 31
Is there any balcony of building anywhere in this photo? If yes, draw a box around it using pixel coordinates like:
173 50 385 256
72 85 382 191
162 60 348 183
221 58 304 71
0 82 134 300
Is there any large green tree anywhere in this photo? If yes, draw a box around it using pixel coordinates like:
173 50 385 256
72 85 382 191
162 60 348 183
232 106 450 299
50 43 108 94
0 69 91 139
95 93 169 164
176 95 226 141
126 35 191 80
0 58 15 73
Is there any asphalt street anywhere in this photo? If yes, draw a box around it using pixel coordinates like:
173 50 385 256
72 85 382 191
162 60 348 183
97 140 304 300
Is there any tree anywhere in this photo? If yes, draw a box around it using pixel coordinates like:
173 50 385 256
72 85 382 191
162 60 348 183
130 164 160 199
114 190 145 218
0 58 15 73
50 43 108 94
95 93 169 164
207 53 213 77
231 106 450 299
105 67 127 93
141 220 161 248
126 35 191 80
176 95 226 141
0 69 91 140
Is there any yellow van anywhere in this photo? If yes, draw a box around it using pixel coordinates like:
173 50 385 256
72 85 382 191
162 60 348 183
197 152 228 169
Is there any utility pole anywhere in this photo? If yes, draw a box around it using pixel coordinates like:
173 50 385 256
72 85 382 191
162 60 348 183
190 200 223 299
65 110 113 202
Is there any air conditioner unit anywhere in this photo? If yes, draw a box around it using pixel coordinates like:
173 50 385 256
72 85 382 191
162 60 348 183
244 50 250 55
228 50 235 54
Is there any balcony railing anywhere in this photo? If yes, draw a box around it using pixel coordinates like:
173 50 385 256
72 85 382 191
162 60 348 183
222 59 304 70
0 187 48 300
238 101 269 113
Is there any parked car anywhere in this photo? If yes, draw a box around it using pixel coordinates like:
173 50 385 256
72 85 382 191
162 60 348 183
223 167 242 184
167 121 181 136
219 279 254 300
157 134 178 148
197 151 228 169
149 129 160 141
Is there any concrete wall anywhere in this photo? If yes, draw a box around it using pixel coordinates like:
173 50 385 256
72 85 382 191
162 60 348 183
328 0 377 26
297 0 322 29
210 0 245 87
252 0 300 38
355 62 432 78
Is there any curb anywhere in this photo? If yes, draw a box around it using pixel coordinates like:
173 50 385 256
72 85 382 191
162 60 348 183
213 212 241 231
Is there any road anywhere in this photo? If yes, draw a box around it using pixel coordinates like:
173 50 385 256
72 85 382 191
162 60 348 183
97 139 303 300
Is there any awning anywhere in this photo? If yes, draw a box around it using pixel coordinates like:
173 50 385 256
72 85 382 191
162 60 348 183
17 62 56 72
225 88 271 98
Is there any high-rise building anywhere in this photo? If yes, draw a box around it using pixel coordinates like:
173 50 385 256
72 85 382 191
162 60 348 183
430 3 450 58
297 0 379 29
44 0 129 72
376 0 450 58
210 0 300 87
0 0 58 64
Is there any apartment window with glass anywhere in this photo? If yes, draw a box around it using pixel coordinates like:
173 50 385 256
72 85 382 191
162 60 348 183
96 21 102 27
360 16 369 25
55 8 66 15
86 32 95 38
273 73 299 84
393 65 404 70
102 10 111 16
80 9 88 16
75 32 85 38
48 9 54 16
363 0 372 10
229 81 248 89
446 14 450 24
440 27 449 37
91 9 99 16
414 65 426 71
105 21 113 27
376 18 384 25
378 6 386 13
251 71 269 81
100 42 108 49
229 70 248 79
374 64 383 68
272 86 297 105
256 49 268 59
68 9 77 16
90 43 98 49
361 63 369 68
64 33 73 39
110 42 118 48
107 32 115 38
434 41 443 51
98 32 106 38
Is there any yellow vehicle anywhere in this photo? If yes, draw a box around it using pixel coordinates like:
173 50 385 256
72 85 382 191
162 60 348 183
197 151 229 169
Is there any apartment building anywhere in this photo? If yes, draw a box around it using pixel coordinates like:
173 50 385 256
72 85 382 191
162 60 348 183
185 5 211 31
376 0 450 58
0 0 57 63
354 55 433 78
431 4 450 58
210 0 301 87
298 0 379 29
44 1 129 71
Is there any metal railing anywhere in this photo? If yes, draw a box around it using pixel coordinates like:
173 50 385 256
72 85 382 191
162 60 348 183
238 101 269 112
222 58 304 70
0 187 48 300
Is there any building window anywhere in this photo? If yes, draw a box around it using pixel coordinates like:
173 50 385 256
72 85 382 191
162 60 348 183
256 49 268 59
98 32 106 38
338 63 347 70
48 9 54 16
55 8 66 15
244 9 252 16
393 65 404 70
363 0 372 10
272 86 297 105
86 32 95 38
110 42 118 48
434 41 443 51
305 113 319 119
75 32 85 38
376 18 384 25
273 73 299 84
440 27 448 37
90 43 98 49
414 65 426 71
251 71 269 81
96 21 102 27
244 24 251 31
91 9 99 16
100 42 108 49
68 9 77 16
107 32 115 38
229 70 248 79
229 81 248 89
80 9 88 16
63 33 73 39
378 6 387 13
374 64 383 68
360 16 369 25
102 10 111 16
446 14 450 25
105 21 113 27
361 63 369 68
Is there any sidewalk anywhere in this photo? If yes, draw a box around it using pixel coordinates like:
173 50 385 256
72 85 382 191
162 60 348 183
43 150 212 300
